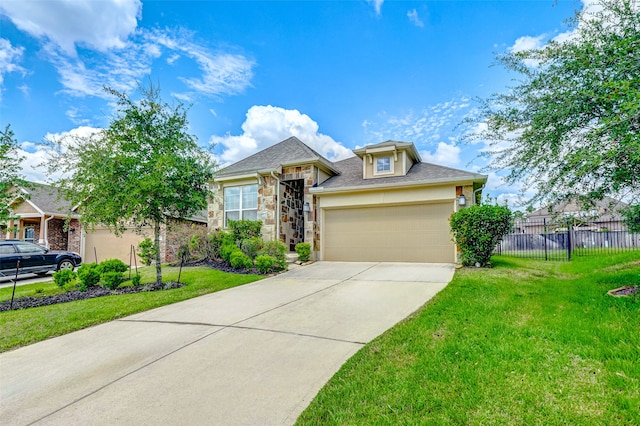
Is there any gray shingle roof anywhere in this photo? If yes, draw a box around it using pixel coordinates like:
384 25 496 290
215 137 338 178
15 182 74 216
316 156 487 191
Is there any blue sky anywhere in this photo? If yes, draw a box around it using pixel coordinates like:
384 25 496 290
0 0 588 205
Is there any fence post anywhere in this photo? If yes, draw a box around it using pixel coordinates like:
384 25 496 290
544 218 548 261
567 223 572 261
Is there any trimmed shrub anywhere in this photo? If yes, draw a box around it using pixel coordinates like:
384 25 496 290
295 242 311 262
77 264 101 290
241 237 263 260
206 230 228 260
131 273 142 286
98 258 128 274
258 240 288 271
53 269 76 289
101 271 123 290
255 255 276 274
228 219 262 242
137 238 157 266
220 242 237 263
230 250 253 270
449 203 513 267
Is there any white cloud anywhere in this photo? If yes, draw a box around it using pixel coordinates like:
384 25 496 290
210 105 353 165
509 35 545 53
0 0 142 56
407 9 424 28
367 0 384 16
0 38 25 101
420 142 460 167
15 126 102 183
363 97 472 149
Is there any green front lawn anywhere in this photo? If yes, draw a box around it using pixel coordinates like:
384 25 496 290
0 266 262 352
297 252 640 425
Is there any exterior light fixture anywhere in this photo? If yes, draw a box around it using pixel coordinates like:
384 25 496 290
303 202 311 212
458 194 466 206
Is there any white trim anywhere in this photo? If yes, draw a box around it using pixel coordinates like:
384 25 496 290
373 155 394 176
311 177 485 195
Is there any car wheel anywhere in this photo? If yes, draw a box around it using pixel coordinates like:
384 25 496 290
58 259 75 271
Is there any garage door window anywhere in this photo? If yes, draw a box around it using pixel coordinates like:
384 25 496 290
224 184 258 226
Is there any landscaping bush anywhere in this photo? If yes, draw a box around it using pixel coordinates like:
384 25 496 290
258 240 288 271
53 269 76 289
131 273 142 286
255 255 276 274
178 242 191 264
101 271 123 290
77 264 101 290
230 250 253 270
241 237 263 260
228 219 262 242
137 238 157 266
220 242 237 263
295 242 311 262
449 203 512 267
98 259 128 274
206 230 228 260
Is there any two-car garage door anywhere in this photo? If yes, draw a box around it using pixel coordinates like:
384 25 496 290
322 202 455 263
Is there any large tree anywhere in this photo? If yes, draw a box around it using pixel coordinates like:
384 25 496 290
0 124 26 224
474 0 640 209
47 84 215 285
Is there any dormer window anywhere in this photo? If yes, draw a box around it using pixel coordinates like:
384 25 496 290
374 156 393 175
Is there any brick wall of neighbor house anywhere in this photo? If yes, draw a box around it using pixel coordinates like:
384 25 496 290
162 219 207 263
47 218 68 250
67 219 82 254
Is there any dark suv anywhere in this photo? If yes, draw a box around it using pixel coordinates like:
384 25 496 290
0 240 82 278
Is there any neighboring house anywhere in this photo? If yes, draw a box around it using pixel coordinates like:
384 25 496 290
1 183 206 264
520 197 629 233
209 137 487 263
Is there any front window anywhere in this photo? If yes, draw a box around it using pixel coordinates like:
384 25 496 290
224 184 258 226
24 227 35 242
375 156 392 174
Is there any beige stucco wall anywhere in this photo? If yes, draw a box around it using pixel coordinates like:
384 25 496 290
316 184 456 210
12 201 39 215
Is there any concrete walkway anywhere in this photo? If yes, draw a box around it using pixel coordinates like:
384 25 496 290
1 262 454 425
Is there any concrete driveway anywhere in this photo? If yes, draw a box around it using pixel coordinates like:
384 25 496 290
1 261 454 425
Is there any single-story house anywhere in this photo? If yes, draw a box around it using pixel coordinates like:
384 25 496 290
209 137 487 263
519 196 629 233
1 183 207 264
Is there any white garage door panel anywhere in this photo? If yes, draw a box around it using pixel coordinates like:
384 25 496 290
323 203 454 263
83 229 145 264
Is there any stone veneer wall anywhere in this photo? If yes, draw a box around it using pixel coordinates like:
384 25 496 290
280 179 304 251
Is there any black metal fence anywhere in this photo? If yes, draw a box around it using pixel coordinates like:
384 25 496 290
495 218 640 261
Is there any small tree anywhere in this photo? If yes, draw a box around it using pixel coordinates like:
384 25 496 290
0 124 27 224
449 204 512 267
46 83 215 285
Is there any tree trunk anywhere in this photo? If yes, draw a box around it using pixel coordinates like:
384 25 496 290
154 220 162 286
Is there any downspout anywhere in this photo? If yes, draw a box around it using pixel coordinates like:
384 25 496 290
473 185 485 206
270 171 281 241
44 215 54 249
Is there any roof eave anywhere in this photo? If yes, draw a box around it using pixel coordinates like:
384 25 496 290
311 174 488 195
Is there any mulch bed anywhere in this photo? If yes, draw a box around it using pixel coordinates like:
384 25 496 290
0 281 184 312
0 260 256 312
607 285 639 297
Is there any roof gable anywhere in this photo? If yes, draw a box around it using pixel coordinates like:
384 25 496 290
314 156 486 191
215 136 338 178
10 183 75 216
